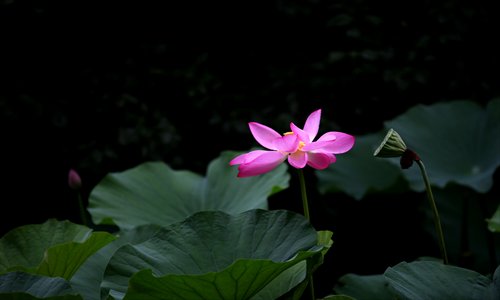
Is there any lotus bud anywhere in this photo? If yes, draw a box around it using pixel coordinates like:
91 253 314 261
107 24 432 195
374 128 420 169
68 169 82 190
373 128 407 158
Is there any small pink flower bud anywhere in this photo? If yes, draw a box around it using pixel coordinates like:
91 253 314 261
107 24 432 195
68 169 82 190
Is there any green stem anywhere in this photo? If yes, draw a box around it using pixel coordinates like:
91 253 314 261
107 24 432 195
308 276 315 300
297 169 310 221
297 169 314 299
77 192 89 227
416 160 448 264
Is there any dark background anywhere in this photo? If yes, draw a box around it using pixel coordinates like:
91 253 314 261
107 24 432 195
1 0 500 297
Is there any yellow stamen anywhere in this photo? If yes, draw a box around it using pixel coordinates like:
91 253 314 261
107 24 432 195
283 132 306 151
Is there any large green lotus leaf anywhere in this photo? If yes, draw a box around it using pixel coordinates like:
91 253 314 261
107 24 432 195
249 261 307 300
487 265 500 299
124 257 311 300
0 272 82 299
88 151 290 229
35 232 116 280
384 261 493 300
316 133 405 200
385 99 500 193
102 209 321 300
332 273 394 300
70 225 161 300
0 219 91 273
250 230 333 300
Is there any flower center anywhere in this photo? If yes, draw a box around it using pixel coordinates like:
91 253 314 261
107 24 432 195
283 132 306 151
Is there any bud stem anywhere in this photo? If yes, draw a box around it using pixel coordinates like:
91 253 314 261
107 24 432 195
416 159 448 264
77 192 89 227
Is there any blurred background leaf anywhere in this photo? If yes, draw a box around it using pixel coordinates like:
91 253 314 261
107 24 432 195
385 99 500 193
88 151 289 230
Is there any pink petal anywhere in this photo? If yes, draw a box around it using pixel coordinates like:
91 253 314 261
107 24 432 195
273 134 299 153
290 123 311 143
317 132 355 153
229 150 269 165
302 140 335 152
237 151 287 177
317 132 337 142
327 153 337 163
307 152 334 169
288 151 308 169
303 109 321 141
249 122 281 150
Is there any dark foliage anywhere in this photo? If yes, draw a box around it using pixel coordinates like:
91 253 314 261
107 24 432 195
1 0 499 297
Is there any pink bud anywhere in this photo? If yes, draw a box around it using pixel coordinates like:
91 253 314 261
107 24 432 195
68 169 82 190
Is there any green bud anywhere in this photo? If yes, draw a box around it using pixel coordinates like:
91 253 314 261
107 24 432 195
373 128 407 158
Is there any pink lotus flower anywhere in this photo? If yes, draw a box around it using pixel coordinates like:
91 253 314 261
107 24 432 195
230 109 355 177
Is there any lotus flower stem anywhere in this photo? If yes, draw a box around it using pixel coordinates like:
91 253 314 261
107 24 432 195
297 169 315 299
297 169 311 221
308 277 315 300
416 159 448 264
